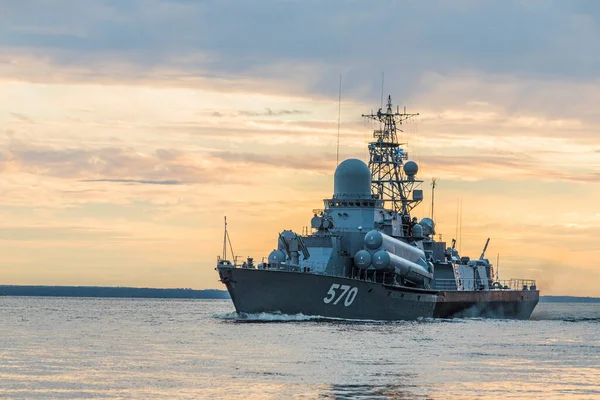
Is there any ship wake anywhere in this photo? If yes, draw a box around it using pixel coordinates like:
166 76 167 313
214 311 393 323
214 311 336 323
530 315 600 323
213 312 469 324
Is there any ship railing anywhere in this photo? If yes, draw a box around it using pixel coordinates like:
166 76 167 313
433 278 537 291
217 255 255 268
431 280 456 290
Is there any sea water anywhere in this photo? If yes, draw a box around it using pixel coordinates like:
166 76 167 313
1 297 598 399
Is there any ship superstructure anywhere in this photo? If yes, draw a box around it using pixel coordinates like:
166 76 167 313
216 96 539 320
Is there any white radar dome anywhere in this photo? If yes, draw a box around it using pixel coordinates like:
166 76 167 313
334 158 371 199
419 218 435 236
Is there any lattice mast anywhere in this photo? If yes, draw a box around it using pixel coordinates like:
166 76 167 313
362 95 421 215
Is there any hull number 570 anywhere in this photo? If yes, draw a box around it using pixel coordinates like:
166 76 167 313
323 284 358 306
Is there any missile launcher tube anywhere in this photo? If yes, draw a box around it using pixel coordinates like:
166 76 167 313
371 250 432 284
364 230 425 264
354 250 372 270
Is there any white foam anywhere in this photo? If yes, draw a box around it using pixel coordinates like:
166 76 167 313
213 312 415 324
213 311 320 322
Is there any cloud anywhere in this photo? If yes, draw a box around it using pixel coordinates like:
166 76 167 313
412 72 600 126
154 120 346 145
9 112 35 123
419 152 600 183
2 1 600 102
0 225 129 242
1 141 239 184
201 108 311 119
211 150 335 172
81 179 181 185
238 108 309 117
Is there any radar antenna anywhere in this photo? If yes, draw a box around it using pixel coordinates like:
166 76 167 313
362 95 421 215
496 253 500 281
431 178 437 220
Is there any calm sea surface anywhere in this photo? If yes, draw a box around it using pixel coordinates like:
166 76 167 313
1 297 599 399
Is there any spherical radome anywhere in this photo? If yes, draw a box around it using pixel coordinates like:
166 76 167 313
403 160 418 176
268 249 287 264
334 158 371 199
419 218 435 235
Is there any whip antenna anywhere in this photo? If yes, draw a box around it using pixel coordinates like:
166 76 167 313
380 72 384 109
336 74 342 166
431 178 437 220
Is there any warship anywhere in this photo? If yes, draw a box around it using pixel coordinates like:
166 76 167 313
216 96 539 320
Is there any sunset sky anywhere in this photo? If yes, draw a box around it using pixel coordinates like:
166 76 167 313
1 1 599 296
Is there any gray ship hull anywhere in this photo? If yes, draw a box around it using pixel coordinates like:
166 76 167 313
217 266 539 321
